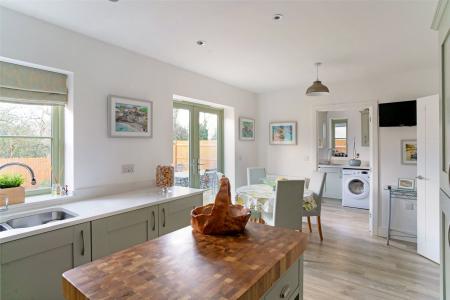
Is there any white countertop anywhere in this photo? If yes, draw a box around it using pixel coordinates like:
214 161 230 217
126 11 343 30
318 164 371 170
0 186 203 244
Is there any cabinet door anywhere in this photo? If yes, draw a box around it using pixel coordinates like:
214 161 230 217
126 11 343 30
0 224 91 300
321 168 342 199
441 24 450 195
159 194 202 236
73 222 91 267
91 207 153 260
360 110 370 147
442 191 450 300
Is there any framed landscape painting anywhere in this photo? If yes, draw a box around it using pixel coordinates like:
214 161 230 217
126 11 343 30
401 139 417 165
239 117 255 140
270 121 297 145
108 95 153 138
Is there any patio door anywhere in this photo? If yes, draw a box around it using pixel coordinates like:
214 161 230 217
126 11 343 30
172 101 224 201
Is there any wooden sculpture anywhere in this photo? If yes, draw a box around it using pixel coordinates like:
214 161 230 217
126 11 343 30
191 176 251 235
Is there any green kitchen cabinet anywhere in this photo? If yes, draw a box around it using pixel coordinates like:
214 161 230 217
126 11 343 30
433 1 450 299
360 109 370 147
442 191 450 300
158 194 203 235
0 222 91 300
91 206 158 260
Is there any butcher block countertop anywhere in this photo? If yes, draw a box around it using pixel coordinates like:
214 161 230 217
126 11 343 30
62 222 308 300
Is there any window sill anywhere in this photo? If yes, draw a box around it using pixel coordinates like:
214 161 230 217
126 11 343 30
24 193 74 204
3 193 75 214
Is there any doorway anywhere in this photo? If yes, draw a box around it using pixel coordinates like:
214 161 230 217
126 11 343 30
172 101 224 202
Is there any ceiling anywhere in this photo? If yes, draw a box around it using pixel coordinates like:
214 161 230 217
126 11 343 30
0 0 439 93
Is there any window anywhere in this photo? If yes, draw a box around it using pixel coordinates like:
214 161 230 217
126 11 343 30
0 60 68 196
0 102 64 195
331 119 348 156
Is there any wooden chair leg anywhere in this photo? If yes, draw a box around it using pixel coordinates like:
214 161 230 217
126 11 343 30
307 216 312 233
317 216 323 241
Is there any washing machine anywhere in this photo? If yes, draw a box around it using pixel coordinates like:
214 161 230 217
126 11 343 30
342 168 370 209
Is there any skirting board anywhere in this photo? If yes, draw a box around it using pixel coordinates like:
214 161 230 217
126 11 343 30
377 226 417 243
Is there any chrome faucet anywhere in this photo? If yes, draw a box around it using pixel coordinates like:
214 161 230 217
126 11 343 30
0 162 37 186
0 162 36 212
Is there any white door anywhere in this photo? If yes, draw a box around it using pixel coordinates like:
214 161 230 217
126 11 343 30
417 95 440 263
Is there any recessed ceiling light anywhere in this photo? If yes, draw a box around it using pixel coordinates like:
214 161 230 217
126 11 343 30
273 14 283 21
109 0 119 2
196 40 206 46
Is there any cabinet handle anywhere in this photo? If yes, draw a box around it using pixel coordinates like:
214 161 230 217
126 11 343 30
162 208 166 227
280 285 291 299
448 224 450 248
152 210 156 231
448 164 450 185
80 230 85 256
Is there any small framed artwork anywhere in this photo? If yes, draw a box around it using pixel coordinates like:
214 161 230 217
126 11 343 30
239 117 255 141
401 139 417 165
398 178 416 190
269 121 297 145
108 95 152 138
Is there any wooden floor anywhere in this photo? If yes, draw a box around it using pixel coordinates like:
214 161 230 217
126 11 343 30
302 199 440 300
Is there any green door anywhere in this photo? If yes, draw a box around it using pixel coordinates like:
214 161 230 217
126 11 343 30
173 101 224 202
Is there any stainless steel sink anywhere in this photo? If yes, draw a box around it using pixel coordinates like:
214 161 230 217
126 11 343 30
5 210 76 229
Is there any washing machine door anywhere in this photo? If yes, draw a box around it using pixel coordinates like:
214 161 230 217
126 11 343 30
345 177 369 199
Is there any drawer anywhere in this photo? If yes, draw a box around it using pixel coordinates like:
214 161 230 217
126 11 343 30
265 259 300 300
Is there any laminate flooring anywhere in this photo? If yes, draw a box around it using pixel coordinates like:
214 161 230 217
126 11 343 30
303 199 440 300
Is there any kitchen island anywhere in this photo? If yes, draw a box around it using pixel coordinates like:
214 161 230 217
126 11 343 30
62 222 308 300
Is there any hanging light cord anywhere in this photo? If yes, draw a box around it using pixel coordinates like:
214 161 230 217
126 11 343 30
316 63 319 81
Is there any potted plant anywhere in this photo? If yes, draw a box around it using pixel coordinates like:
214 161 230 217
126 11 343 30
0 174 25 205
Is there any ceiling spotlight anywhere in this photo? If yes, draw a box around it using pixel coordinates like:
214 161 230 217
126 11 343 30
273 14 283 21
196 40 206 46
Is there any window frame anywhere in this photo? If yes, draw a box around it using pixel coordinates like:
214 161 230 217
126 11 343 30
0 104 64 196
331 118 348 156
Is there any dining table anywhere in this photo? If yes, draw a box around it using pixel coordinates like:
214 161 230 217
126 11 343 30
236 183 317 223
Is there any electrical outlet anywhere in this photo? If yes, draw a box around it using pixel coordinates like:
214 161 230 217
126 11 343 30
122 164 135 174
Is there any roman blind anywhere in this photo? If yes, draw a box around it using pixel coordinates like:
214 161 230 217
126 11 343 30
0 61 68 105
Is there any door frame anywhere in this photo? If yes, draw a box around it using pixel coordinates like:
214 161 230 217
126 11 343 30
312 101 379 235
173 101 224 188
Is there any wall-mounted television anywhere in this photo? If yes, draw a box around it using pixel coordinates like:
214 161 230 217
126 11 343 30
379 100 416 127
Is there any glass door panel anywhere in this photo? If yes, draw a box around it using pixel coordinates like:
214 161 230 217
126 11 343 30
172 107 190 187
198 111 220 202
173 102 223 203
442 32 450 193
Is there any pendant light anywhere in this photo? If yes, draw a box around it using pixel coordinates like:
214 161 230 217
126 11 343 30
306 62 330 96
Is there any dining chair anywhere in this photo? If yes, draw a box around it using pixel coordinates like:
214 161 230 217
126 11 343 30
267 180 304 230
246 167 266 185
304 171 326 241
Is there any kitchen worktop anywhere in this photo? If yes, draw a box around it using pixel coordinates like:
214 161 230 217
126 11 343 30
318 163 371 170
62 222 308 300
0 186 203 244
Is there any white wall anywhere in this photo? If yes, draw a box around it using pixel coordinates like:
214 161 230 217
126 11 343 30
257 67 438 235
0 7 258 194
379 126 417 236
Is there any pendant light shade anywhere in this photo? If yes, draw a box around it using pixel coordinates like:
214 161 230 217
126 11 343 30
306 62 330 96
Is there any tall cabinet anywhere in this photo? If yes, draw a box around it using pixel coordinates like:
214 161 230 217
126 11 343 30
432 1 450 299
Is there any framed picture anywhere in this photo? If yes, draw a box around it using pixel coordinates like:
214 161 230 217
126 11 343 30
401 139 417 165
269 121 297 145
108 95 152 138
398 178 416 190
239 117 255 141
